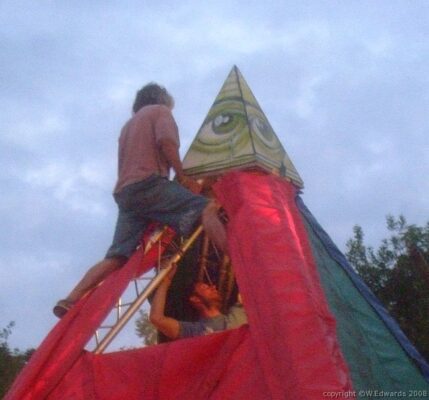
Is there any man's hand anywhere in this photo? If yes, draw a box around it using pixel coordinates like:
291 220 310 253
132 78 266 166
177 175 202 194
160 261 177 287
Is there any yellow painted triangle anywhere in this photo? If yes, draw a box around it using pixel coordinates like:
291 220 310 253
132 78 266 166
183 66 303 188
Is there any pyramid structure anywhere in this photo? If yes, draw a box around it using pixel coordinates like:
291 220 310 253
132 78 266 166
6 67 429 400
183 65 303 187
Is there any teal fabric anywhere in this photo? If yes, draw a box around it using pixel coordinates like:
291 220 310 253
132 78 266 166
302 217 429 394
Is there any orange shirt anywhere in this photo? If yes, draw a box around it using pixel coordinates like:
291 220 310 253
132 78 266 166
114 104 179 193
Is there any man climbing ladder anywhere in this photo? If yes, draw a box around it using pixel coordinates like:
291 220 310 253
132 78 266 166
53 83 227 318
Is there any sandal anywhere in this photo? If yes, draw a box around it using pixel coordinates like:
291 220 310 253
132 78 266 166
53 299 74 318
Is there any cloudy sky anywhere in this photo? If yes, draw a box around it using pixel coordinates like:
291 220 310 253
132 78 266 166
1 1 428 351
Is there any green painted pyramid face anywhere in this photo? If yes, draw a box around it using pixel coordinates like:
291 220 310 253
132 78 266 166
183 66 303 188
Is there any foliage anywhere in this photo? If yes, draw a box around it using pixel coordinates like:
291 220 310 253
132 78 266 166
346 215 429 361
0 322 35 398
135 310 158 346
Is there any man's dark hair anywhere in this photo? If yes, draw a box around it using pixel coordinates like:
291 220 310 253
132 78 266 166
132 83 171 113
183 280 199 302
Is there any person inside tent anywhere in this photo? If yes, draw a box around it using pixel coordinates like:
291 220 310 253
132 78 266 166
53 83 227 318
150 264 247 339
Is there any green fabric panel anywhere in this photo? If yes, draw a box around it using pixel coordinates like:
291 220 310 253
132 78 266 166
303 219 429 395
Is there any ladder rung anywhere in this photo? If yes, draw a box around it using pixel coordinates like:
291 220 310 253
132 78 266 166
99 325 114 330
115 301 134 308
135 277 153 281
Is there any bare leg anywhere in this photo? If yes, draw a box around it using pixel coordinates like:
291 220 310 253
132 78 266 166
66 257 127 303
202 201 228 254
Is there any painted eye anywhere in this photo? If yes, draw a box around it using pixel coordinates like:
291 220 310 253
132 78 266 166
250 115 279 149
192 101 249 153
185 99 254 158
254 118 272 141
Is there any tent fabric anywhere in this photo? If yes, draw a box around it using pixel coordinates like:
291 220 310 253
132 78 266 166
5 228 176 400
214 171 353 398
47 326 269 400
297 196 429 386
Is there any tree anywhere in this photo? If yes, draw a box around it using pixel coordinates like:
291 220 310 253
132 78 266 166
0 322 35 398
135 310 158 346
346 215 429 361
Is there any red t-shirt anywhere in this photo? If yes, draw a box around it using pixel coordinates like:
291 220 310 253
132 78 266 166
114 104 180 193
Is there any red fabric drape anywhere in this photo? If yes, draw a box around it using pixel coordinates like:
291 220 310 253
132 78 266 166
47 326 268 400
213 171 353 398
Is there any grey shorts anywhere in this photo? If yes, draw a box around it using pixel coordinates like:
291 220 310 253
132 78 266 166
106 175 208 259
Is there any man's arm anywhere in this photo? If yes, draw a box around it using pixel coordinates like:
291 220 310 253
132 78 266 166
157 137 185 180
158 137 202 193
149 265 181 340
155 106 202 193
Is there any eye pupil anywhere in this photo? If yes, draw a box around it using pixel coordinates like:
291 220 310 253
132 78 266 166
214 114 231 128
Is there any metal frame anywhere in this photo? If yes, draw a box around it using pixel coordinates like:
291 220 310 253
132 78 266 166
93 225 203 354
